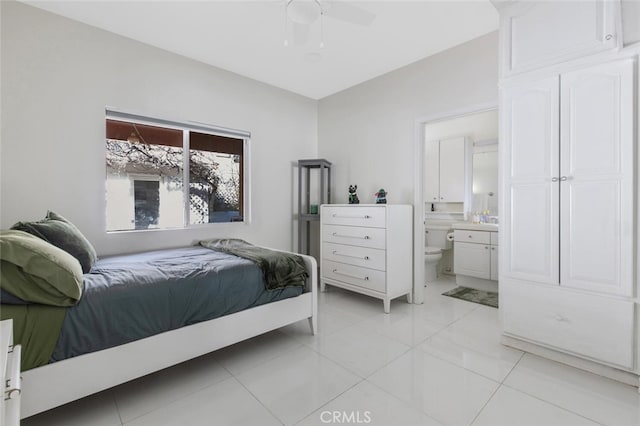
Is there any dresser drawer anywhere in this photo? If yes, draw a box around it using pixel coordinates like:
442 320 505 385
322 206 386 228
454 230 491 244
323 242 385 271
502 283 635 368
322 224 386 250
323 260 386 293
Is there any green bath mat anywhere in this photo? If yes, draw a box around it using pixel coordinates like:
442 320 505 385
442 286 498 308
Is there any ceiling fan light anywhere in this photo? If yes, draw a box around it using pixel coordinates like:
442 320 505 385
287 0 321 25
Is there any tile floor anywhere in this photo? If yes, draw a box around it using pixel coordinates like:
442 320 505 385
22 277 640 426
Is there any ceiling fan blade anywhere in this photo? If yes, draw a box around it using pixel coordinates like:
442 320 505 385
292 22 310 45
323 1 376 26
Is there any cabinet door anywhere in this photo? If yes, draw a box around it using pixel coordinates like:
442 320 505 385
559 59 635 297
454 242 491 280
424 140 440 202
501 0 617 75
490 245 499 281
438 137 465 202
501 77 560 285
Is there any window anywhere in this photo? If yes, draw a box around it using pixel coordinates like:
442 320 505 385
105 111 248 232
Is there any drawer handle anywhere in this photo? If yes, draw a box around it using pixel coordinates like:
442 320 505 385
332 214 372 219
5 344 21 400
468 235 473 238
332 269 369 281
332 232 371 240
332 251 370 261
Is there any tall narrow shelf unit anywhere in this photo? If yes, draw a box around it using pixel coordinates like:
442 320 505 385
298 159 332 255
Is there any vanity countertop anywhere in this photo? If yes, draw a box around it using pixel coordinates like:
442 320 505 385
452 223 499 232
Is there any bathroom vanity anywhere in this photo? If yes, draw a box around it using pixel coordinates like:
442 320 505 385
452 222 498 292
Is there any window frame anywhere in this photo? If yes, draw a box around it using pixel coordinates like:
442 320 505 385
105 109 251 232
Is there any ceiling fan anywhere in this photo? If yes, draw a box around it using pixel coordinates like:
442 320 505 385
283 0 376 47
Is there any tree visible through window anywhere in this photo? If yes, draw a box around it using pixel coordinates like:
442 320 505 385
105 118 245 231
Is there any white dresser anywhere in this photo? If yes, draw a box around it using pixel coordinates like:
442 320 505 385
1 319 21 426
320 204 412 313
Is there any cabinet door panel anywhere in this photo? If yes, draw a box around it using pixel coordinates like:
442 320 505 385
424 140 440 202
490 245 499 281
439 137 465 202
454 242 491 280
560 60 634 296
501 77 560 284
503 0 616 75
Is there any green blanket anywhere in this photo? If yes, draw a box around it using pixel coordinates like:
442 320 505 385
199 239 307 290
0 304 66 371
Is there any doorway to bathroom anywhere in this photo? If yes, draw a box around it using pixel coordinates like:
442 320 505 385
413 104 498 304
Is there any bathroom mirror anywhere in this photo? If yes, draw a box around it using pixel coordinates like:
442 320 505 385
471 142 498 215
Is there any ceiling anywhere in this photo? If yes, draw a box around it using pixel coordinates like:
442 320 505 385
21 1 499 100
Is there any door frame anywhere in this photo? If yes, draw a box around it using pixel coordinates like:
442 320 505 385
412 102 497 304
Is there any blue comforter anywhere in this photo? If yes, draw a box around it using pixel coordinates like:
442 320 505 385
51 246 303 362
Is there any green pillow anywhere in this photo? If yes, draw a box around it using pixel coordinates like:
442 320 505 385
0 230 83 306
11 211 97 273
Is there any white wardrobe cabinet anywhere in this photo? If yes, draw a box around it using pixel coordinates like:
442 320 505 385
500 0 618 76
424 137 465 203
501 58 636 372
320 204 412 313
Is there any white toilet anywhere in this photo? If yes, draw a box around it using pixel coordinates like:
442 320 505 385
425 224 453 283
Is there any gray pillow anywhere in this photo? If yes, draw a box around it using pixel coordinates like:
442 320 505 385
11 211 97 273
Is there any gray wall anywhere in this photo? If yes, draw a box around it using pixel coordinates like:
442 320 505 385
318 31 499 206
1 1 318 255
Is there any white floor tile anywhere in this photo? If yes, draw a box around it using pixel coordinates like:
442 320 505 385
113 353 230 423
358 310 447 347
124 377 281 426
235 345 361 425
419 331 523 382
368 349 500 426
309 324 410 377
414 292 478 325
213 329 302 376
423 276 458 296
22 390 121 426
472 386 600 426
504 354 640 426
279 305 363 345
297 380 442 426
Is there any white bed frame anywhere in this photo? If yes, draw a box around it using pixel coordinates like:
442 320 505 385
19 252 318 419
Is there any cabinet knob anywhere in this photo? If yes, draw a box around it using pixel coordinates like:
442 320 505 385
468 235 472 238
440 197 444 200
485 246 489 249
551 177 559 182
605 34 613 41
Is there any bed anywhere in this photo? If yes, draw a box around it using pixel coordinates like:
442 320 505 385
0 232 317 419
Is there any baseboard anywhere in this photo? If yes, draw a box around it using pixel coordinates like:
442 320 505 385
501 335 639 388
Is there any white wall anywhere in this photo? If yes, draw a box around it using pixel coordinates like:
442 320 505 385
0 1 318 256
318 32 499 206
425 109 498 143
